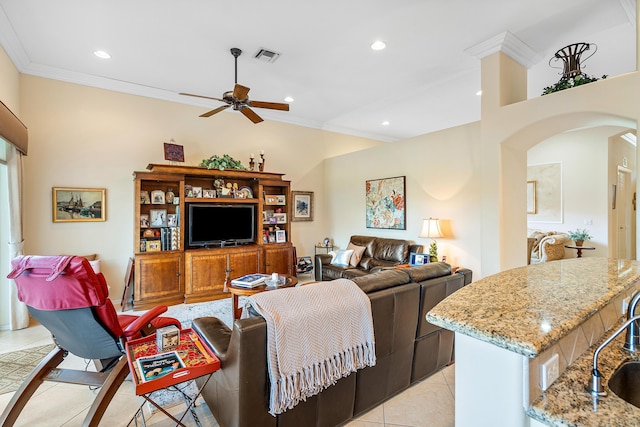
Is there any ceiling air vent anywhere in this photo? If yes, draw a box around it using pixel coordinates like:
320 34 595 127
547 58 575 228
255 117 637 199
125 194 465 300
254 48 281 63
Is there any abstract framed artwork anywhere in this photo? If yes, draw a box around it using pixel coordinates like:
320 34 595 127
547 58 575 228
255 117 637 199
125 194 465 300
365 176 406 229
291 191 314 222
52 187 106 222
164 141 184 162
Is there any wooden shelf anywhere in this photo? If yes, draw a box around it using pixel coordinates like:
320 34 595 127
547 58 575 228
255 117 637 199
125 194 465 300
132 164 294 310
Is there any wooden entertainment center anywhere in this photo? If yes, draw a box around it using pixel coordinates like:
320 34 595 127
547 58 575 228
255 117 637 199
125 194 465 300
132 163 295 310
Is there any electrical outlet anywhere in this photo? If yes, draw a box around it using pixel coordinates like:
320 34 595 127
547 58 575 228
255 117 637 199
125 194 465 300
540 353 560 391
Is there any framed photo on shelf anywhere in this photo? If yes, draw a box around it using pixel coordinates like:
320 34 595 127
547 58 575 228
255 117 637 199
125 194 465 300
149 209 168 227
140 214 150 228
192 187 203 198
275 230 286 243
291 191 313 222
275 195 286 205
265 194 279 205
203 189 215 198
140 191 150 204
146 240 161 252
52 187 106 223
409 252 430 266
167 214 178 227
273 213 287 224
151 190 165 204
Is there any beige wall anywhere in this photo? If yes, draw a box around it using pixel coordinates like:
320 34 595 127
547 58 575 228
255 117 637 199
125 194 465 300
324 123 482 275
13 76 382 305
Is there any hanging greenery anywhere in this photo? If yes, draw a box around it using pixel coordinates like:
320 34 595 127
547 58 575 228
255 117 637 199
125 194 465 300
541 73 607 96
200 154 246 171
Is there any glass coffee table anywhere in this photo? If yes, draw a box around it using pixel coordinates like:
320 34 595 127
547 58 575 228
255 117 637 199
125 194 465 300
227 274 298 320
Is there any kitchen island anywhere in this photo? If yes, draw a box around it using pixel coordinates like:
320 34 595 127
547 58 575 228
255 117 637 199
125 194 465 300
427 258 640 426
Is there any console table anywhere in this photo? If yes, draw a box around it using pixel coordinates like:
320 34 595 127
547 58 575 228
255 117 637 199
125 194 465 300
564 244 595 258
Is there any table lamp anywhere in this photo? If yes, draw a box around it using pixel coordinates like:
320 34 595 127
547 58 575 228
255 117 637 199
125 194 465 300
419 218 443 262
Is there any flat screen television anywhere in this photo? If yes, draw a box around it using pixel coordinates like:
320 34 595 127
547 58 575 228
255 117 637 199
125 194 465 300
187 204 255 247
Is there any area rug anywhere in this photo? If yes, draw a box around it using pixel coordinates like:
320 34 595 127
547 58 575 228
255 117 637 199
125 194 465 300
139 297 234 408
0 344 57 395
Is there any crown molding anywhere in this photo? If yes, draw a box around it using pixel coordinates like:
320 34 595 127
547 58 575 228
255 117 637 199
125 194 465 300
465 31 543 68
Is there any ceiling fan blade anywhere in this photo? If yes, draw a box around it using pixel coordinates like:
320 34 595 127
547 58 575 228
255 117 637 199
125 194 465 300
249 101 290 111
233 84 250 101
200 105 230 117
180 92 226 103
240 107 264 123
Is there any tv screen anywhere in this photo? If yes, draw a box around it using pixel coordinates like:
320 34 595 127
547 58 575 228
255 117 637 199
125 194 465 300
188 204 255 247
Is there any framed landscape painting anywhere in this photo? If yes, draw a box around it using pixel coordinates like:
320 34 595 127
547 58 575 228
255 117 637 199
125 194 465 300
365 176 406 229
52 187 106 223
291 191 314 222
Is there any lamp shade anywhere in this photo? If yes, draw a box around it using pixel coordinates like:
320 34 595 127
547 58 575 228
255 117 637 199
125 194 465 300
419 218 443 239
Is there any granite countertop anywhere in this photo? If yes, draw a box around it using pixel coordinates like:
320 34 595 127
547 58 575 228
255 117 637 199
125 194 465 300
427 258 640 357
528 319 640 426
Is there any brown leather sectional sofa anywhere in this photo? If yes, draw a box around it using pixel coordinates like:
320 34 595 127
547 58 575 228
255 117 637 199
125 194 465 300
315 235 424 281
192 262 472 427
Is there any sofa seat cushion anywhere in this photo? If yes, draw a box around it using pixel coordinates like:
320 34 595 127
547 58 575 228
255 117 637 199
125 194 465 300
321 264 349 280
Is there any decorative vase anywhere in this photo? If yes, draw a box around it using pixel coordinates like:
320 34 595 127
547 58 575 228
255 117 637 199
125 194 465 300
165 188 175 204
575 240 584 247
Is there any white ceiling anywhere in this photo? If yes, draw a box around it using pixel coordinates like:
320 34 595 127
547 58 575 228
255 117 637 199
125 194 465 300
0 0 636 142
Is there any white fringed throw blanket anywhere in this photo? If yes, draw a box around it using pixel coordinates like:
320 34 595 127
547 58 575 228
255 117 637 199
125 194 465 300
248 278 376 415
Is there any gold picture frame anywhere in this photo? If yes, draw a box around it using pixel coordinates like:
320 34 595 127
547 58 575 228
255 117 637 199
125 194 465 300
52 187 106 223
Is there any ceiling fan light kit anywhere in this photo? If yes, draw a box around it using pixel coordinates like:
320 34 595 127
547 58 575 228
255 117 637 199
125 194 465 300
180 48 289 123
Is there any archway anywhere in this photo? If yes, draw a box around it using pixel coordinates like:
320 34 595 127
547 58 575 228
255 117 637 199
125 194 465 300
500 111 637 269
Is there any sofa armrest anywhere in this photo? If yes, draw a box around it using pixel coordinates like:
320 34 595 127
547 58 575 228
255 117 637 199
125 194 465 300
315 254 332 281
192 317 232 359
539 235 570 262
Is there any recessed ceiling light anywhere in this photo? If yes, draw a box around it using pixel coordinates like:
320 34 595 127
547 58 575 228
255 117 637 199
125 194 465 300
371 40 386 51
382 121 390 126
93 50 111 59
284 96 294 103
476 90 482 96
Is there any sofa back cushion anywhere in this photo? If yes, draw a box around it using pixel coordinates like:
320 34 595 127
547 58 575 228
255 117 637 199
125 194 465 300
372 238 410 263
351 269 411 294
403 262 451 282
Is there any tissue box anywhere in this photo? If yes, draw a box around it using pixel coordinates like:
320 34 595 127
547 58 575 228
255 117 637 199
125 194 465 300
156 325 180 351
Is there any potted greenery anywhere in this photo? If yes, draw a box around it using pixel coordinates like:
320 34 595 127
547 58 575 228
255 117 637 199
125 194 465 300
567 228 593 246
200 154 246 171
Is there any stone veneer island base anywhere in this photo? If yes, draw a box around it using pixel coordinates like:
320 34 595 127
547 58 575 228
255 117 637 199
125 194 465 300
427 258 640 427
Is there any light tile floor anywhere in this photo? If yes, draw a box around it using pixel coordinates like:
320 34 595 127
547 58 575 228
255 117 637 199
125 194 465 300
0 322 455 426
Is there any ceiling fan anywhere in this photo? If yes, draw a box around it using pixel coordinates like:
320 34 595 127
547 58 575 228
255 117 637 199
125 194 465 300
180 48 289 123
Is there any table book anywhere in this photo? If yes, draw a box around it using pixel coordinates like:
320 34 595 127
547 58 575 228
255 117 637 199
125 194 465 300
137 350 185 382
231 273 269 288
